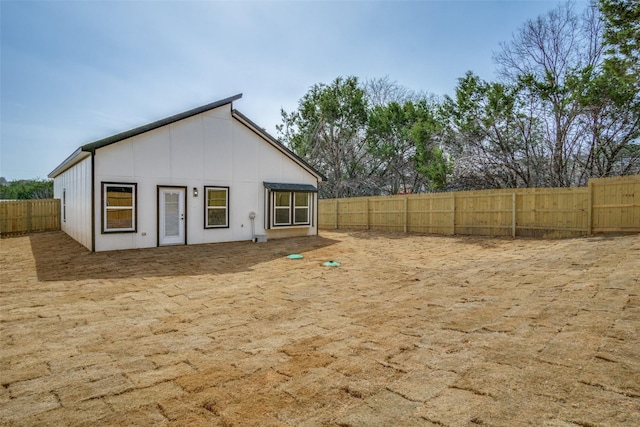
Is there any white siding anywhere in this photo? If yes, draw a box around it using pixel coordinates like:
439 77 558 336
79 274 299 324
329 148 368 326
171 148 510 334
132 128 171 178
231 123 260 183
85 102 319 251
170 115 204 180
53 155 92 250
203 116 233 181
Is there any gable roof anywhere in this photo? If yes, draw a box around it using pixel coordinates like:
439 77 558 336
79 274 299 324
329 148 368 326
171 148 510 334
80 94 242 153
49 94 325 181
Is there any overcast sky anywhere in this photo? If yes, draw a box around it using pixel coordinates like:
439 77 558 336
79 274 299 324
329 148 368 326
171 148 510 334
1 0 580 181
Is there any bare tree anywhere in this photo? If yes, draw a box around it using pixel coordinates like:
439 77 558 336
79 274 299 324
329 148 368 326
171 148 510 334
364 76 414 108
494 1 603 186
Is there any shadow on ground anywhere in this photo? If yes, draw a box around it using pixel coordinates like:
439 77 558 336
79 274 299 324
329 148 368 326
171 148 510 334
341 228 513 246
29 231 339 281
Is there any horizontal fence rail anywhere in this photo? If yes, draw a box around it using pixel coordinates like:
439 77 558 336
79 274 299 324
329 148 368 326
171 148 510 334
0 199 61 236
319 175 639 238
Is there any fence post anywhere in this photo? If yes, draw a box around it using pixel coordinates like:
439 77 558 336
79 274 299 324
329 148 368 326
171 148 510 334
335 199 339 230
512 192 516 238
366 199 370 230
26 200 32 233
0 203 5 235
587 179 593 235
56 199 61 230
404 195 408 233
451 193 456 235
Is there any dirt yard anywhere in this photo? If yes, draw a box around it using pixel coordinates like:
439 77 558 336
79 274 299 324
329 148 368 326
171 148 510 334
0 230 639 426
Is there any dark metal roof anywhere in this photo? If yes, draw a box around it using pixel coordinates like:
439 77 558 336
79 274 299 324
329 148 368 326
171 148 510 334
81 94 243 152
50 94 243 178
49 93 327 183
48 148 91 179
264 182 318 192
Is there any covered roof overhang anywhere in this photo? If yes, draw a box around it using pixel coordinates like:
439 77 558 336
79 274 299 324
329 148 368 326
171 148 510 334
48 148 92 179
264 182 318 192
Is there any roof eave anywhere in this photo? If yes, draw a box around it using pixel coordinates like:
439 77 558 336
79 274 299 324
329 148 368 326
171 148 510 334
50 94 243 179
48 148 91 178
263 182 319 192
81 93 243 152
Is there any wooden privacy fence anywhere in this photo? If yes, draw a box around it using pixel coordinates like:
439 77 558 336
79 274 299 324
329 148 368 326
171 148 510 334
319 175 640 238
0 199 61 236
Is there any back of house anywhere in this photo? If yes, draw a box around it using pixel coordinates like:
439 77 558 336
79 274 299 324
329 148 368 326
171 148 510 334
48 94 325 252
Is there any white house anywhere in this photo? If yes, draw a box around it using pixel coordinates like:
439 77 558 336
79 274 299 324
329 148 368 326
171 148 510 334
48 94 325 252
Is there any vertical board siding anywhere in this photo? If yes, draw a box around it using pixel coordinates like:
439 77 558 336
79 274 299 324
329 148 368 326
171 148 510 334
0 199 61 235
54 156 93 250
319 175 639 238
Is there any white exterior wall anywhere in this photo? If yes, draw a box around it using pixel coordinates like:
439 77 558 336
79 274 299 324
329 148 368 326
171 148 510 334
53 155 92 250
92 104 318 252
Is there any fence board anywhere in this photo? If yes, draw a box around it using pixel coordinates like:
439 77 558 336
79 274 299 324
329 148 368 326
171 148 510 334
407 193 453 234
590 175 639 233
319 175 639 238
0 199 61 235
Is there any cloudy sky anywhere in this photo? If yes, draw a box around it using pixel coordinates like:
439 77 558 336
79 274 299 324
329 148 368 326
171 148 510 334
1 0 578 181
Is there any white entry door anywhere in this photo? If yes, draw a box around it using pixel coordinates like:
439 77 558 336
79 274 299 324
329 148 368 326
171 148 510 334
159 187 186 246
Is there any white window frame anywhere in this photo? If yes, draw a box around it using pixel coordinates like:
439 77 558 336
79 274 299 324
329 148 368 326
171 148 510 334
102 182 136 233
293 192 310 225
273 191 292 226
270 191 312 227
204 186 229 229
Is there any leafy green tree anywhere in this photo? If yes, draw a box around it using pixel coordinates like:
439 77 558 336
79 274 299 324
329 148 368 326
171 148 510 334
572 63 640 179
366 100 447 193
364 78 447 193
366 102 415 194
408 101 451 191
415 145 452 192
442 72 545 189
590 0 640 178
600 0 640 73
278 77 370 198
278 1 638 195
0 179 54 199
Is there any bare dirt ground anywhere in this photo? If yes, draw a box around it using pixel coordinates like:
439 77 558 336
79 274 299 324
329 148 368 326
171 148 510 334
0 230 639 426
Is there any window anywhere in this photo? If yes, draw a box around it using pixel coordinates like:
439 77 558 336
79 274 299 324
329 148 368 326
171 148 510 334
205 186 229 228
274 191 291 226
294 192 310 224
102 183 136 233
271 191 312 227
264 182 317 228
